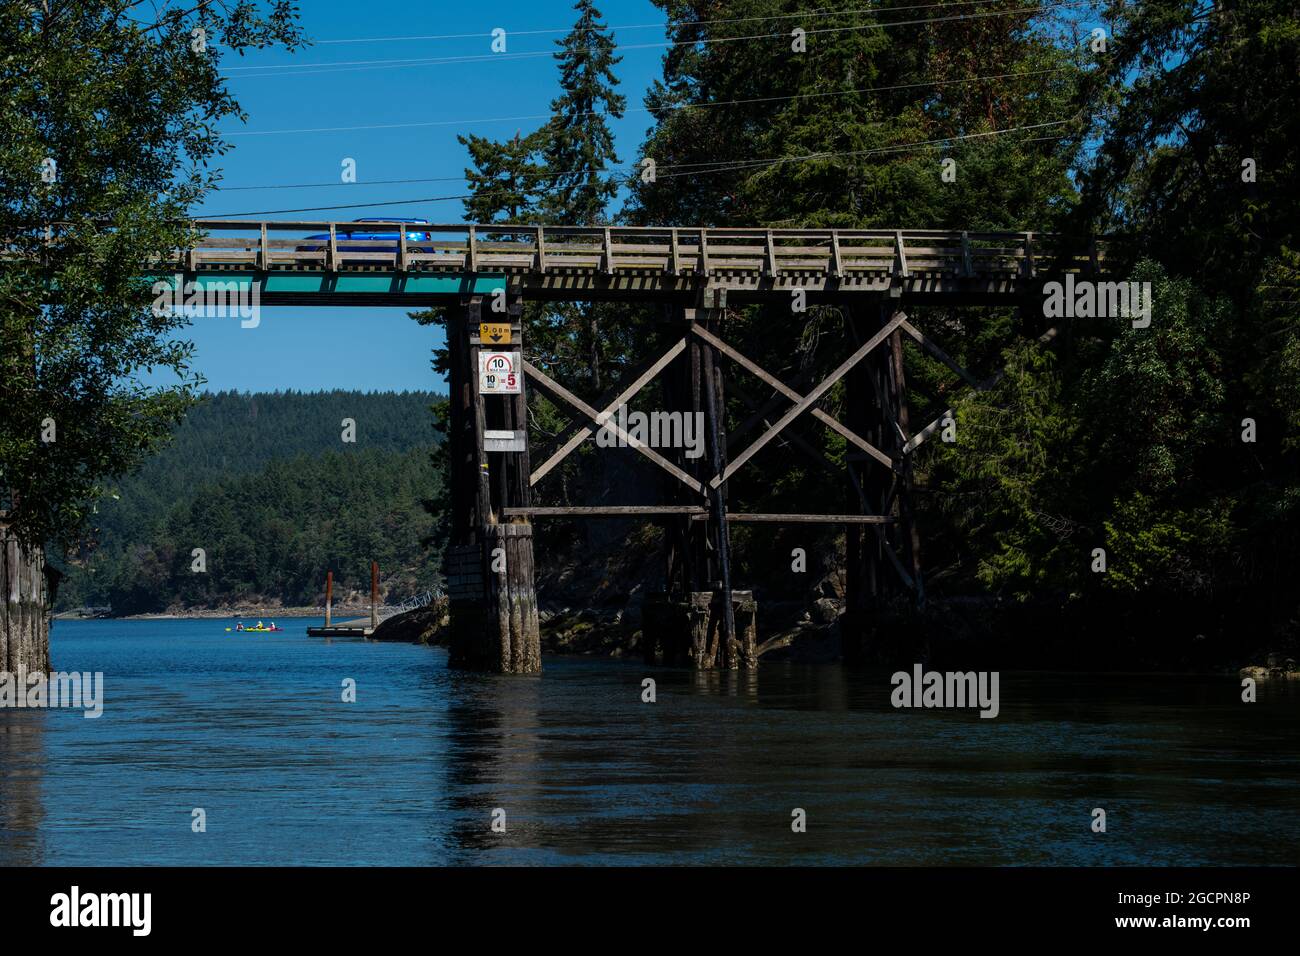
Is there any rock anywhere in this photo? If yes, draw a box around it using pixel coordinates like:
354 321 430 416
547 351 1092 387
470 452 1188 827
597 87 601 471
1265 652 1298 671
811 597 841 625
371 598 449 645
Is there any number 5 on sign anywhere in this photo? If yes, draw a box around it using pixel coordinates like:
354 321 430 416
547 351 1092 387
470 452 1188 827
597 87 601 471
479 351 522 394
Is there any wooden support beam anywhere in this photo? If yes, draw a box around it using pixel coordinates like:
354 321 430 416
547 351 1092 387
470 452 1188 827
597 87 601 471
694 513 896 524
505 506 707 517
370 560 379 630
692 324 894 470
700 326 737 665
894 230 909 278
901 325 1060 457
711 312 907 489
899 318 980 387
727 366 814 451
523 359 707 495
529 337 688 486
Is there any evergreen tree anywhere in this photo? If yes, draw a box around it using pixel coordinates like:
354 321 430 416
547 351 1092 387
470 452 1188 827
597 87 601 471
459 129 548 223
541 0 626 226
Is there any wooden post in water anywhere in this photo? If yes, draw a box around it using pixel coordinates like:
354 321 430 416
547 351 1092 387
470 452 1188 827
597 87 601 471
325 570 333 627
370 561 379 631
698 304 737 668
1 531 51 674
445 287 541 673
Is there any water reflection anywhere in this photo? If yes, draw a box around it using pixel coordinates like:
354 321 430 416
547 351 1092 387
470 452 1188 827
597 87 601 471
3 620 1298 866
0 710 46 866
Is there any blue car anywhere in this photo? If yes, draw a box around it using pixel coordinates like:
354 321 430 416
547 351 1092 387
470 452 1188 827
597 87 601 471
296 218 432 256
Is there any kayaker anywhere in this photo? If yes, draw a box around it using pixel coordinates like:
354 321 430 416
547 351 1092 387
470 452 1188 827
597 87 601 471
235 623 244 631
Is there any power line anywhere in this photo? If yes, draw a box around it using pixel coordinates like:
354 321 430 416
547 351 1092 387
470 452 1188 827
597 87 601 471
196 118 1080 217
200 193 473 218
655 117 1080 180
220 65 1072 139
221 1 1096 79
213 65 1074 192
307 0 1093 45
216 175 468 191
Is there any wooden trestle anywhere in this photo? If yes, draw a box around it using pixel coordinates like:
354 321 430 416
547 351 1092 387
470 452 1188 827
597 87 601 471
442 282 990 673
147 219 1113 674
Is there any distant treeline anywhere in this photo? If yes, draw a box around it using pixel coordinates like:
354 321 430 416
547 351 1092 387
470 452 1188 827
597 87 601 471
54 391 445 614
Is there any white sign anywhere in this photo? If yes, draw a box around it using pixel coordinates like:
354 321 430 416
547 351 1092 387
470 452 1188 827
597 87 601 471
478 351 521 394
484 429 526 453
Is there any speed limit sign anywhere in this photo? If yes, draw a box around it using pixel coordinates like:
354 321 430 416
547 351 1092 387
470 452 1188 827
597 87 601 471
478 351 522 394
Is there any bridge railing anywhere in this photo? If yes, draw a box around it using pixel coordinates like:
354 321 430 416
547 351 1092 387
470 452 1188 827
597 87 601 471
172 221 1118 279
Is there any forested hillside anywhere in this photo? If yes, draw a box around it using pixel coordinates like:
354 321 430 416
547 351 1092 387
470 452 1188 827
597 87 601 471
54 391 445 614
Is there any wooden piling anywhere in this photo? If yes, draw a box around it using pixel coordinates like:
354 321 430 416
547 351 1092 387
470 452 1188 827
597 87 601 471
370 561 379 630
445 290 541 673
0 532 51 674
324 570 333 627
700 314 737 667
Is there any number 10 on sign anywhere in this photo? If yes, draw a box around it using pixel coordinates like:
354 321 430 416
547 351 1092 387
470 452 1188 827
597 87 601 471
479 351 522 394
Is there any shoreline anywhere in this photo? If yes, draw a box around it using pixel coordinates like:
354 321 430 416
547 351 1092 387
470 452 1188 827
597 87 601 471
54 606 376 621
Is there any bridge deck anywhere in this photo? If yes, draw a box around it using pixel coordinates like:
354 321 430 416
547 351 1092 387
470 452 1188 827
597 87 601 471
156 221 1117 306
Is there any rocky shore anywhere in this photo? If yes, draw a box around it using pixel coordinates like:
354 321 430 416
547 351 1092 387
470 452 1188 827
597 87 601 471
54 603 380 620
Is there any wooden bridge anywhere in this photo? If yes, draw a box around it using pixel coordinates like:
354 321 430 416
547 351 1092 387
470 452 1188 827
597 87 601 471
165 220 1115 305
159 220 1117 673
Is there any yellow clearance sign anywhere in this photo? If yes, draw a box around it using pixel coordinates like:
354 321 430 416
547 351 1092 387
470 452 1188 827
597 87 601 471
479 322 511 345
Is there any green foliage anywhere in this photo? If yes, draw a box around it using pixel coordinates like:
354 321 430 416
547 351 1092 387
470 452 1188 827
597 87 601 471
1078 0 1300 295
540 0 625 227
927 336 1083 598
1102 494 1231 595
0 1 305 551
458 129 549 224
630 0 1084 228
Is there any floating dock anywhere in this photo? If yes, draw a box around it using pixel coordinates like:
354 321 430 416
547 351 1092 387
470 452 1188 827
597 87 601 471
306 565 379 637
306 617 374 638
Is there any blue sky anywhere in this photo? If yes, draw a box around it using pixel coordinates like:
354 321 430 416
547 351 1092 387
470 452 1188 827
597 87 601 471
171 0 666 394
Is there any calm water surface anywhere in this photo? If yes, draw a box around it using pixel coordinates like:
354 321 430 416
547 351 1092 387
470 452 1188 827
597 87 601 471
0 619 1297 866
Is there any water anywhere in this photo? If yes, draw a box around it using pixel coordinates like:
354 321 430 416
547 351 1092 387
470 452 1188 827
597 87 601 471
1 618 1298 866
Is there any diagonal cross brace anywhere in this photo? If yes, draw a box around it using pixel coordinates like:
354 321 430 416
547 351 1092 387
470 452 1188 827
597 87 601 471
728 376 915 590
709 311 908 490
900 326 1058 456
529 337 688 486
692 324 895 472
523 358 707 496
